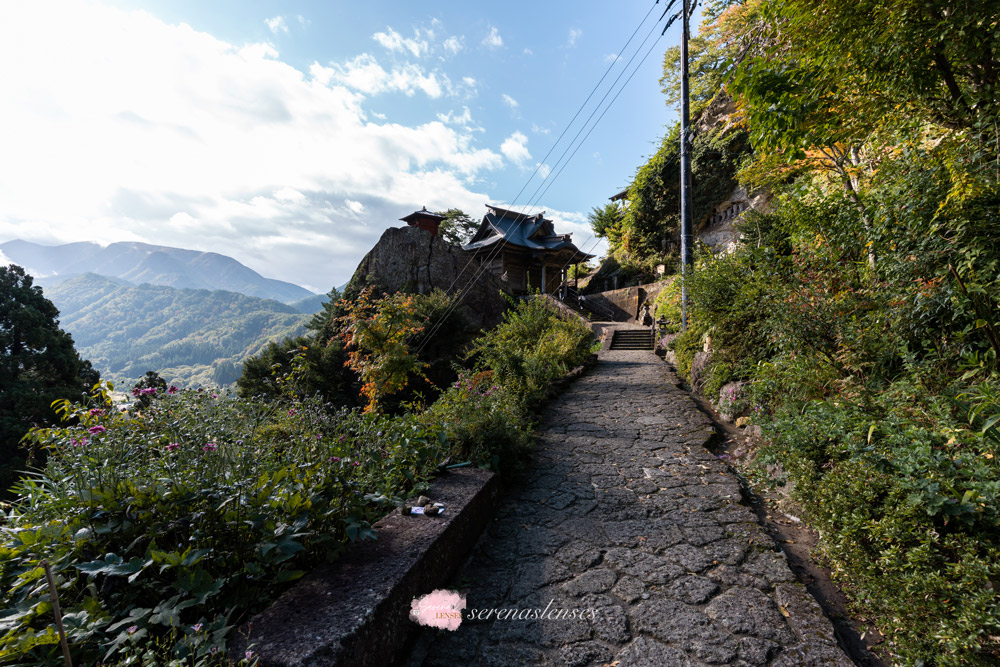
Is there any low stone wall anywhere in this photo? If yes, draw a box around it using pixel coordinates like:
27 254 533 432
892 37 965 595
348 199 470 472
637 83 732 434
583 282 666 323
231 468 500 667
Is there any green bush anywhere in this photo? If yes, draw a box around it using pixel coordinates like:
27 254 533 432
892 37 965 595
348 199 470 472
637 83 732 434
465 296 593 408
2 384 445 665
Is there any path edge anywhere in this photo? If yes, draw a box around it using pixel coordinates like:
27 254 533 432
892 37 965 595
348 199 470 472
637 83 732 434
231 467 501 667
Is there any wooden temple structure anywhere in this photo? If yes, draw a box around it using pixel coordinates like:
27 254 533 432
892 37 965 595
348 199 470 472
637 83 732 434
400 207 446 236
462 205 593 295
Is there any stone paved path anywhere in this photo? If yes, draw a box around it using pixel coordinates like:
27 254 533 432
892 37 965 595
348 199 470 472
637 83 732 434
406 339 853 666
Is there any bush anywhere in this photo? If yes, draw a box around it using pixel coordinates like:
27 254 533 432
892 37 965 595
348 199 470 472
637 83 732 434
2 384 445 665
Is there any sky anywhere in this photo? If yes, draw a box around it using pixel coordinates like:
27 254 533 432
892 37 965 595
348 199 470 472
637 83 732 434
0 0 686 293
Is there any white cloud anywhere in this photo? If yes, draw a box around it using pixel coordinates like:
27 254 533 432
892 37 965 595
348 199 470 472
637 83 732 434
501 93 519 109
437 107 473 126
321 54 450 98
345 199 365 214
604 53 620 64
531 123 550 135
500 132 531 166
265 16 288 35
372 27 428 58
0 0 509 289
462 76 477 87
443 36 463 55
482 26 503 49
537 163 551 179
567 28 582 47
523 48 534 56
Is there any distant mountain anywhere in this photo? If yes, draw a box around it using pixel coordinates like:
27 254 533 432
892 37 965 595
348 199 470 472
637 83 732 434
45 274 311 387
0 239 316 304
289 293 329 314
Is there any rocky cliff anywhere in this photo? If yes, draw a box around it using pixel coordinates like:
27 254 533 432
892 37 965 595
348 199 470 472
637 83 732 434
344 226 510 330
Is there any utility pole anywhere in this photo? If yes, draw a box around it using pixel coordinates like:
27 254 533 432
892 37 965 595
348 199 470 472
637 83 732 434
679 0 693 331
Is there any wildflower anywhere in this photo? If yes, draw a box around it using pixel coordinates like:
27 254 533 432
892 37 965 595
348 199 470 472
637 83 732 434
88 425 106 435
330 456 341 462
245 651 254 661
236 439 244 446
71 437 88 447
315 434 323 440
88 408 105 416
131 388 142 397
192 623 204 632
167 386 179 394
351 461 361 467
203 442 218 452
165 442 180 452
127 625 138 634
211 393 219 399
288 408 297 416
141 387 157 395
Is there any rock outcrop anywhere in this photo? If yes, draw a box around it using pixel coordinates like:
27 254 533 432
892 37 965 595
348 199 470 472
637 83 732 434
345 225 510 330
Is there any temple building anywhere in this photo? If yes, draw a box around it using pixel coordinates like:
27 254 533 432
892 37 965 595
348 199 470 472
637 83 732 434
399 207 446 236
462 205 593 295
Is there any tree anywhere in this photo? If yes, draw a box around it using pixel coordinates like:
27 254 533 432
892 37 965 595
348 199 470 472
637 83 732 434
0 265 99 492
306 286 342 336
588 203 623 240
436 208 478 247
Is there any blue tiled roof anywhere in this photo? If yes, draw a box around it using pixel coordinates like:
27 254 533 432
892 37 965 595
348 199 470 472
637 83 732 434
463 206 593 261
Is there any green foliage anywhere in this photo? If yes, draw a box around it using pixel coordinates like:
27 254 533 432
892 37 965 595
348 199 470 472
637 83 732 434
0 265 99 495
44 273 309 388
2 381 447 665
465 297 593 410
236 335 357 407
587 203 622 240
435 208 478 247
306 287 342 334
616 124 750 266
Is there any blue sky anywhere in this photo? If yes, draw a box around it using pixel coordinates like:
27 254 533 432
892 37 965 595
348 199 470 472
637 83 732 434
0 0 687 292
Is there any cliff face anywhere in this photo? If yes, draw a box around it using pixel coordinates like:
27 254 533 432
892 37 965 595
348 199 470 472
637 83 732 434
692 93 772 253
345 225 510 330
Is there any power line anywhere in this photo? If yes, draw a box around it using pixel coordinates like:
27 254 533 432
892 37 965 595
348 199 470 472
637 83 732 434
411 2 674 354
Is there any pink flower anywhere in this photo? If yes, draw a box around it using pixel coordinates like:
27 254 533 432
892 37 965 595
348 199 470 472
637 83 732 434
192 623 203 632
71 438 88 447
141 387 157 395
88 408 105 416
127 625 138 634
167 386 179 394
211 393 219 399
131 388 142 397
88 425 106 435
329 456 341 462
351 461 361 467
165 442 180 452
202 442 218 452
245 651 254 661
288 408 297 416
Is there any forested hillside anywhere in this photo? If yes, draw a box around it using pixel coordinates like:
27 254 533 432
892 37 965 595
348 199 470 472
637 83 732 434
46 273 309 386
604 1 1000 664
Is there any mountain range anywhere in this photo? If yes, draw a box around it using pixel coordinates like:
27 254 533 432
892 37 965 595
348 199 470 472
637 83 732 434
0 240 315 304
0 239 329 387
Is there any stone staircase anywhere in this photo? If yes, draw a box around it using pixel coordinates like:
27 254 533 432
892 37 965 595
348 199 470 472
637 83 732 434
609 328 654 350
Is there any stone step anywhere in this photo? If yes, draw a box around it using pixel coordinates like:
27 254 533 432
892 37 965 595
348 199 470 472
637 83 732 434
609 330 654 350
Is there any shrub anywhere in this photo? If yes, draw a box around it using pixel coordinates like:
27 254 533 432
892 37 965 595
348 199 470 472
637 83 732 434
2 384 444 665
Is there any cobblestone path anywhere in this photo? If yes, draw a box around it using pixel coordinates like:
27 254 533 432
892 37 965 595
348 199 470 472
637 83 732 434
406 341 852 666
